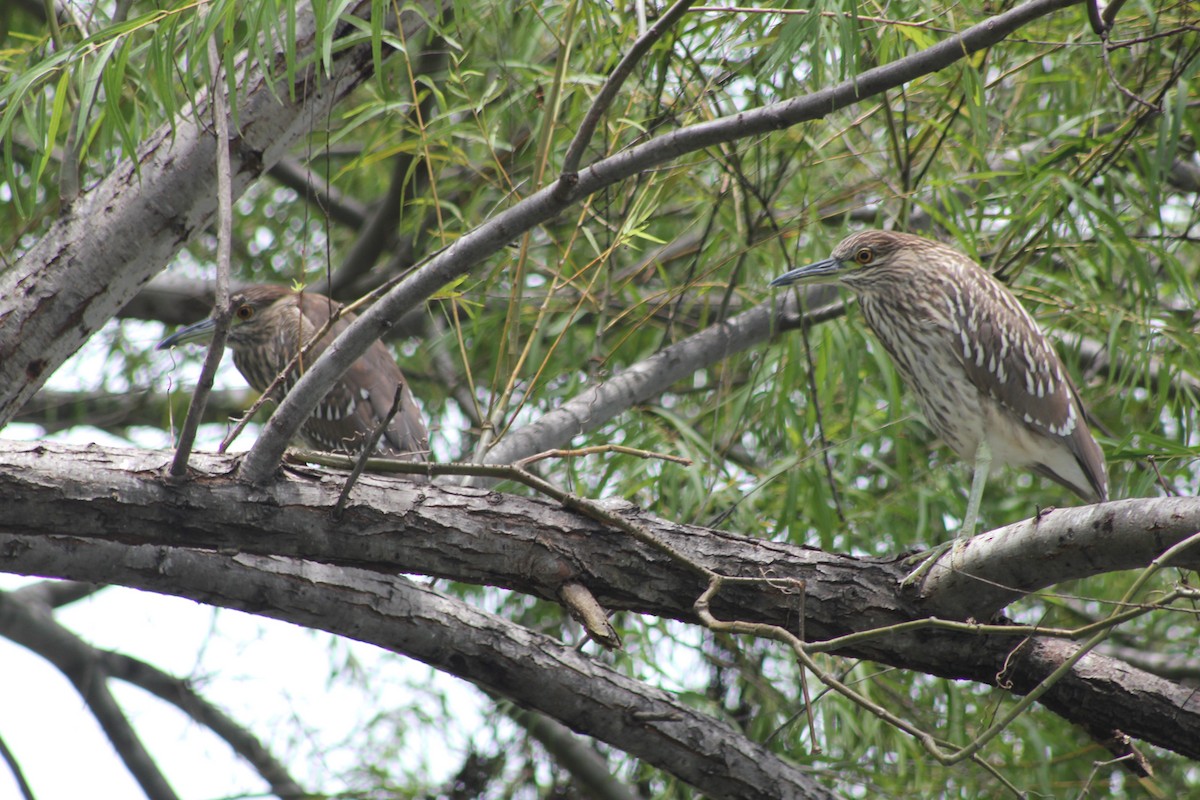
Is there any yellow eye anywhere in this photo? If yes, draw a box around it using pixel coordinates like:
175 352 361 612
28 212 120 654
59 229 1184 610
854 247 874 265
235 304 255 321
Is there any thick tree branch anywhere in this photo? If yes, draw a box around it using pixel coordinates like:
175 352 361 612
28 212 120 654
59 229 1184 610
914 501 1200 616
0 537 834 800
0 440 1196 762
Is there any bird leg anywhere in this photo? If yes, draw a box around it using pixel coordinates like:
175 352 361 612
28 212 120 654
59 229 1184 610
901 440 991 588
960 438 991 541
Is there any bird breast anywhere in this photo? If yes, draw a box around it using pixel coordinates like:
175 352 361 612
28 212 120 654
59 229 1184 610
230 334 291 394
856 288 988 462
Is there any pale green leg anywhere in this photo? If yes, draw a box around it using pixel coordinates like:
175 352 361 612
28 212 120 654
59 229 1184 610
960 438 991 541
901 439 991 587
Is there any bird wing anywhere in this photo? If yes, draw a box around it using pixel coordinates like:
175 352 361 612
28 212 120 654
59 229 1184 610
346 347 430 460
951 268 1107 501
291 295 429 460
293 343 428 459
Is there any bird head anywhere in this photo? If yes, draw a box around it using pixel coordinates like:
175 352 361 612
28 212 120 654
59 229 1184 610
770 230 927 291
156 285 297 351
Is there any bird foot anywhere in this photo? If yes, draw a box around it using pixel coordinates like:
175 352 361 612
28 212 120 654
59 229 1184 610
900 539 961 589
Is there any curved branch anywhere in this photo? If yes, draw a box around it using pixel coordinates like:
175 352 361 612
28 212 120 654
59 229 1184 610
914 499 1200 617
0 539 834 800
99 650 307 799
0 729 35 800
0 590 181 800
0 588 307 799
561 0 698 174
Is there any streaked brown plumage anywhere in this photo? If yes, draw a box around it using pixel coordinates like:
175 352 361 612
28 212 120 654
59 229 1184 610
158 285 428 460
771 230 1106 554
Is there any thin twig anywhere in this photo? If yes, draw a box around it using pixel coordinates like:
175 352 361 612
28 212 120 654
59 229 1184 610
1145 454 1176 497
1106 26 1200 49
691 5 942 30
169 29 234 476
333 384 406 518
0 730 35 800
517 445 692 468
561 0 698 176
1100 34 1161 114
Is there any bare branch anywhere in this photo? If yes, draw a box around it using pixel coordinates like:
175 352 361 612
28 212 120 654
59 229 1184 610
0 537 834 800
561 0 698 175
0 588 307 798
2 440 1198 762
169 28 236 475
0 729 35 800
99 650 307 798
0 590 180 800
914 501 1200 618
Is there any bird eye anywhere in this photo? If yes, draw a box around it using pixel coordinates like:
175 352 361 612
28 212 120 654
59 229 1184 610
235 304 255 321
854 247 874 265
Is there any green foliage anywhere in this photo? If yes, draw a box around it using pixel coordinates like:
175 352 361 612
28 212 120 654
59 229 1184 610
4 0 1200 797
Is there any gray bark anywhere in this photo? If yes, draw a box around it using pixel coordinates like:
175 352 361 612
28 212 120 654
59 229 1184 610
0 440 1196 766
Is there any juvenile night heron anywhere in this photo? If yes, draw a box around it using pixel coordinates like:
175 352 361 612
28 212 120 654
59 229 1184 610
771 230 1107 581
158 285 429 460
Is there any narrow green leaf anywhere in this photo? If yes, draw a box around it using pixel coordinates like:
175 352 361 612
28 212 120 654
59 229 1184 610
36 69 71 186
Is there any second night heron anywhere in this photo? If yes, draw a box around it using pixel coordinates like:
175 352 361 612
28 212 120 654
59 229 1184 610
158 285 429 460
770 230 1107 579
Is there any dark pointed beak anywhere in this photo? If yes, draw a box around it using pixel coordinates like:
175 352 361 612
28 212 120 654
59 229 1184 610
157 317 218 350
769 257 843 287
